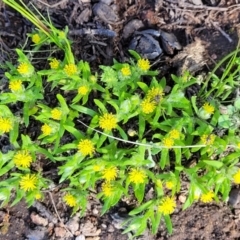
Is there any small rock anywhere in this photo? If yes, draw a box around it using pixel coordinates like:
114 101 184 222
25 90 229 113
107 224 115 233
75 234 85 240
93 3 118 23
101 224 107 229
26 228 47 240
92 208 98 215
228 188 240 208
55 227 67 238
122 19 144 39
30 212 48 226
178 194 187 203
66 216 80 234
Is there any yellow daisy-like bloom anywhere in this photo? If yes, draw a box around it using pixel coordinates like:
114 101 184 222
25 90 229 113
141 99 156 114
99 113 117 131
64 63 77 76
102 166 118 182
201 134 215 145
78 86 89 96
233 169 240 184
158 196 176 215
237 143 240 149
13 150 33 168
32 34 41 44
93 164 101 171
17 62 33 76
51 108 62 120
146 87 164 101
129 168 147 184
203 103 215 114
9 80 22 91
102 182 114 197
169 129 180 140
20 174 38 192
137 59 150 71
162 137 174 148
0 117 13 133
78 139 95 157
165 181 174 190
35 193 42 200
200 191 215 203
41 124 52 136
121 66 131 76
63 193 77 207
49 58 60 69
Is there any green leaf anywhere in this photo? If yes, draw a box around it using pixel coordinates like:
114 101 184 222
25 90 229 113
151 211 162 234
94 99 107 112
57 94 69 114
70 105 97 116
129 200 153 215
134 183 145 203
0 160 14 177
128 50 141 60
159 148 169 169
64 125 84 139
202 160 223 168
164 214 173 234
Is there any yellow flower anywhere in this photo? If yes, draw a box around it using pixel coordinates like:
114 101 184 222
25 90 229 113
203 103 215 114
165 181 174 190
162 137 174 148
63 193 77 207
93 164 101 171
64 63 77 76
51 108 62 120
49 58 60 69
129 168 147 184
35 193 42 200
9 80 22 91
17 62 33 76
78 86 89 96
78 139 95 157
13 150 33 168
137 59 150 71
233 169 240 184
200 191 215 203
141 99 156 114
121 66 131 76
20 174 38 192
102 166 118 182
169 129 180 140
41 124 52 136
201 134 215 145
0 117 13 133
158 196 176 215
102 182 114 197
146 87 164 102
99 113 117 131
32 34 41 44
237 143 240 149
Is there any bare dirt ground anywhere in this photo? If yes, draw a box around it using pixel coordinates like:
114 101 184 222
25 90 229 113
1 0 240 239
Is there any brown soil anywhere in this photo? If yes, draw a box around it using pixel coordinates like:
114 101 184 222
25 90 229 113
1 0 240 239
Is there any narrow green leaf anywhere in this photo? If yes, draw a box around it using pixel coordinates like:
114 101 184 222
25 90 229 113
202 160 223 168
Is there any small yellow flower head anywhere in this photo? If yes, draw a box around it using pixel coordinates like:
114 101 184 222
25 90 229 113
63 193 77 207
102 182 114 197
169 129 180 140
9 80 22 91
17 62 34 76
141 99 156 114
41 124 52 136
162 137 174 148
233 169 240 184
64 63 77 76
201 134 215 145
237 143 240 149
102 166 118 182
93 164 101 171
129 168 147 184
200 191 215 203
78 86 89 96
35 193 42 200
121 66 131 76
165 181 174 190
51 108 62 120
0 117 13 133
99 113 117 131
20 174 38 192
32 34 41 44
146 87 164 102
13 150 33 168
158 196 176 215
49 58 60 69
78 139 95 157
203 103 215 115
137 59 150 71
